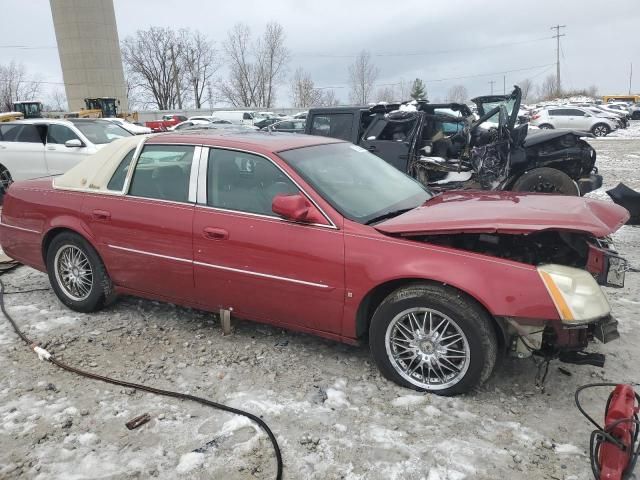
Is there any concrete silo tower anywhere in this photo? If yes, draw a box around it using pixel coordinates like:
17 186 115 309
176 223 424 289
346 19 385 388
50 0 128 112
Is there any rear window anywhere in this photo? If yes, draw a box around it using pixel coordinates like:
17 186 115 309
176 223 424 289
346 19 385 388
309 113 353 141
243 112 253 120
0 124 21 142
16 124 43 143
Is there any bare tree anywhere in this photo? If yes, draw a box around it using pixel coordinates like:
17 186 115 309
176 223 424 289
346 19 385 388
538 74 558 100
257 22 289 108
290 67 322 107
47 88 67 111
0 61 41 111
375 86 396 103
348 50 378 104
586 85 598 98
320 89 339 106
180 30 220 109
447 84 468 103
219 22 289 108
519 78 534 101
121 27 189 109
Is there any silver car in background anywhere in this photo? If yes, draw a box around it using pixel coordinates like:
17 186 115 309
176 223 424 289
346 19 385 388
529 106 618 137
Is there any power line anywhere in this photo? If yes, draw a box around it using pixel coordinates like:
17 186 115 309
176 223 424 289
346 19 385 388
293 35 555 58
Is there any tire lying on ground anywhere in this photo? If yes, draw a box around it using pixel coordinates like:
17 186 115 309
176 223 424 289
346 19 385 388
369 283 498 396
511 167 580 196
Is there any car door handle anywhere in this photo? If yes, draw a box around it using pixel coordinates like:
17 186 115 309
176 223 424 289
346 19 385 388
203 227 229 240
46 146 56 150
0 145 6 150
92 209 111 221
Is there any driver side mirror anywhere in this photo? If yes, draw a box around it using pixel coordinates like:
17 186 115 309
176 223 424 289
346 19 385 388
64 139 83 148
272 193 324 224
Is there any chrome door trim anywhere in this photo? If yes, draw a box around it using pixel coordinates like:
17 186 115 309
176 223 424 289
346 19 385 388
193 260 331 289
188 146 203 203
106 243 331 289
0 221 40 234
121 136 148 195
196 146 209 204
194 204 337 230
107 244 192 263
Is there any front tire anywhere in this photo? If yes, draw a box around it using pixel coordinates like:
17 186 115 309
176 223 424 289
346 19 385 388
0 166 13 205
46 232 114 312
591 123 610 137
369 284 497 396
511 167 580 196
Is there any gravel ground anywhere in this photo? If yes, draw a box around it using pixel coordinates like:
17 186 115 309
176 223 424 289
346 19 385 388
1 123 639 480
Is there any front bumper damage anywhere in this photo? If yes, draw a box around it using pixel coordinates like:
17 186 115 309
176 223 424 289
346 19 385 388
504 314 619 368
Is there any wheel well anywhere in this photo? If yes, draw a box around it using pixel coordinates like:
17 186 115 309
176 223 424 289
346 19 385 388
355 278 507 351
538 123 553 129
41 227 81 264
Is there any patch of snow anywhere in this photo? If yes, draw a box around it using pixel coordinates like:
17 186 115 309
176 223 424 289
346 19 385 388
176 451 205 474
555 443 584 455
391 394 427 407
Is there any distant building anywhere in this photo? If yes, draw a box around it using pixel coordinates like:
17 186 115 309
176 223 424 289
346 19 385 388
50 0 128 112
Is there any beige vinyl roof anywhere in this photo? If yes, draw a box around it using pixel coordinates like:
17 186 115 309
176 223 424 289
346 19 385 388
53 135 147 192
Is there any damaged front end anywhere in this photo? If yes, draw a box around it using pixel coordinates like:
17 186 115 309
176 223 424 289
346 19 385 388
414 229 626 366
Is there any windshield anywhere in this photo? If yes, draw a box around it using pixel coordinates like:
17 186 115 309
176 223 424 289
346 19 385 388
74 122 132 144
279 142 432 224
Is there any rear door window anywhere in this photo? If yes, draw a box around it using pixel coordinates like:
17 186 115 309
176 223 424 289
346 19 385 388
310 113 353 141
16 124 44 143
128 145 195 203
0 124 21 142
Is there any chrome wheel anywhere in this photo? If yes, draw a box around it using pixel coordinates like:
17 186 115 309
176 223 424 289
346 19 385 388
54 245 93 301
385 308 470 390
593 125 608 137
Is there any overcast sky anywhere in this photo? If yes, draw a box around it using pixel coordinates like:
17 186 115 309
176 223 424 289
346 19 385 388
1 0 639 107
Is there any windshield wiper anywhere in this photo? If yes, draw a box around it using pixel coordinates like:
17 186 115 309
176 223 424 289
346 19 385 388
365 208 413 225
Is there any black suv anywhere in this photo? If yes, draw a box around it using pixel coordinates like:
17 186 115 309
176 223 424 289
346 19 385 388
305 86 602 196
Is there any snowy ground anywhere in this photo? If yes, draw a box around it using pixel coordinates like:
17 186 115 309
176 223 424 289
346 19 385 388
0 123 639 480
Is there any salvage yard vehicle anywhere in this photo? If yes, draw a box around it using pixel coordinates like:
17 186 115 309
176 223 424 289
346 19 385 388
305 86 602 196
0 131 629 395
0 118 132 194
530 107 618 136
145 114 188 132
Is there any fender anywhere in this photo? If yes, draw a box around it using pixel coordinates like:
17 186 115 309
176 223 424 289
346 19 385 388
342 227 559 338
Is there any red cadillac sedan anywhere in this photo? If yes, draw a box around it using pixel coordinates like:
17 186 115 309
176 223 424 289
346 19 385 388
0 131 629 395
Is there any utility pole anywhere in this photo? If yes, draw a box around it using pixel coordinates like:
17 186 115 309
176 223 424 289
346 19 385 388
630 62 633 95
170 44 183 110
503 76 506 95
489 80 495 95
550 24 566 96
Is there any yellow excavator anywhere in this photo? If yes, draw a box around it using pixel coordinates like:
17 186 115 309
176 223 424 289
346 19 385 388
6 100 43 120
65 97 138 122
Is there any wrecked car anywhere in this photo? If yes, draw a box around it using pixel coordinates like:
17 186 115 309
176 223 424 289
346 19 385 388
305 86 602 196
0 132 629 395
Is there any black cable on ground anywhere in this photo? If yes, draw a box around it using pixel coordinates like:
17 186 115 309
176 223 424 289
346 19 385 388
0 278 283 480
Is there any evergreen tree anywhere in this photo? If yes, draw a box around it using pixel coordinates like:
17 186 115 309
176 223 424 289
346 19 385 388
410 78 427 100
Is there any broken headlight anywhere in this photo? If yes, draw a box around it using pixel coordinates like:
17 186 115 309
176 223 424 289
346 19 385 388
537 264 611 324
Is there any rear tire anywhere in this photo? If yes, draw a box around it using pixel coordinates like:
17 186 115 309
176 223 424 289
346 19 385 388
591 123 610 137
369 284 497 396
511 167 580 196
46 232 115 313
538 124 554 129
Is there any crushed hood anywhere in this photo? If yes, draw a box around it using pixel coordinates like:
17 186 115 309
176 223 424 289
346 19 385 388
375 191 630 237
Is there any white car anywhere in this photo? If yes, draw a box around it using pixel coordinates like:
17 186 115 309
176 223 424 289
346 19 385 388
0 118 132 189
529 107 618 137
104 117 152 135
169 119 212 131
